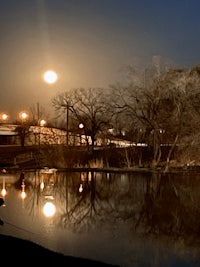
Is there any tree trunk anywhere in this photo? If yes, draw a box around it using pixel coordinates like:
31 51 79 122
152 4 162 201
164 134 179 172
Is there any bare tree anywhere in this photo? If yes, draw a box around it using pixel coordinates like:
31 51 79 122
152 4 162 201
15 123 30 147
29 103 49 126
52 87 113 149
109 63 195 168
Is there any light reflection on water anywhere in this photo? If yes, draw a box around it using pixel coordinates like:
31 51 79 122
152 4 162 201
0 169 200 267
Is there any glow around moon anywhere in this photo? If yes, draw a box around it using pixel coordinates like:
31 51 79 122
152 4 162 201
43 70 58 84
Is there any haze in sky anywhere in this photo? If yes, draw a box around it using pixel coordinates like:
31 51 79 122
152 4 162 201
0 0 199 120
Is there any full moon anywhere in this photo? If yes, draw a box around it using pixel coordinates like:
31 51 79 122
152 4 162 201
43 70 58 84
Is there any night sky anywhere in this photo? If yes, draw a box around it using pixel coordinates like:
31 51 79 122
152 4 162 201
0 0 200 120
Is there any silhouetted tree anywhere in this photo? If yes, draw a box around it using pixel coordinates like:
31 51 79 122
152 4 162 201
15 124 30 147
52 87 113 150
110 63 200 168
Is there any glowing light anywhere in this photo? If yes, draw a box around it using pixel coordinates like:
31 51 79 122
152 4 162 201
1 176 6 197
39 119 46 127
1 113 8 121
43 70 58 84
79 123 84 129
79 183 83 193
21 191 26 199
19 111 28 121
43 202 56 217
21 180 26 199
1 188 6 197
40 181 44 191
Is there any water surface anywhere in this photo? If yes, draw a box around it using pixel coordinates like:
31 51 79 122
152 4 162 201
0 169 200 267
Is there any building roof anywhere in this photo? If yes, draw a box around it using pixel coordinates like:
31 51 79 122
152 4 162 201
0 124 17 136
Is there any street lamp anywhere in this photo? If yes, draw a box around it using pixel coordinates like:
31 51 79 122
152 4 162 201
38 119 46 145
66 101 71 146
79 123 84 145
39 119 46 127
1 113 8 123
18 111 29 147
79 123 84 129
19 111 28 122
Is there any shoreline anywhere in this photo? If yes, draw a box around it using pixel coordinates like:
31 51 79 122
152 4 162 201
0 233 119 266
2 165 200 174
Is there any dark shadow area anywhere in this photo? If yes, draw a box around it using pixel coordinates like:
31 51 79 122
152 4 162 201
0 234 119 266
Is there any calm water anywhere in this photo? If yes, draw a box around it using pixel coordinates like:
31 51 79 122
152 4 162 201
0 169 200 267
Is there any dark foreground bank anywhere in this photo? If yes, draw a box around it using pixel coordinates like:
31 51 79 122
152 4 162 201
0 234 119 266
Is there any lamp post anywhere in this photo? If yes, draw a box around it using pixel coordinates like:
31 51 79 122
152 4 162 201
40 119 46 127
66 101 71 146
65 101 73 146
1 113 8 124
19 111 28 122
79 123 84 145
18 111 29 147
38 119 46 145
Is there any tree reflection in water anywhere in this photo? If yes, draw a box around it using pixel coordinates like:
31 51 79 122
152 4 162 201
135 171 200 246
2 169 200 266
8 169 200 244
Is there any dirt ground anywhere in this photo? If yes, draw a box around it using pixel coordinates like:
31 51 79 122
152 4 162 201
0 233 119 266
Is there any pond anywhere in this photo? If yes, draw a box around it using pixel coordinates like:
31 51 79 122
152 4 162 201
0 168 200 267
